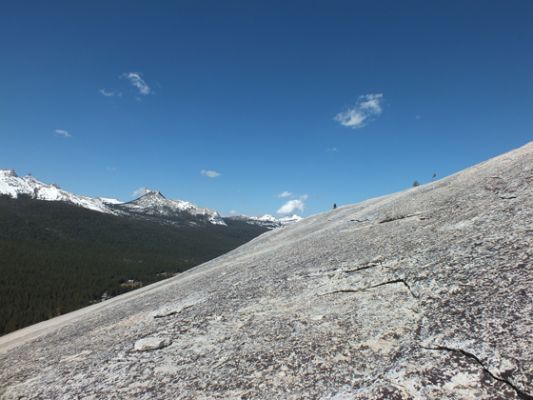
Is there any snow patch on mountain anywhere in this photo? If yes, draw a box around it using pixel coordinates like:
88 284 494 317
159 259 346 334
117 191 227 226
0 169 112 213
228 213 302 228
1 169 292 228
98 197 123 205
277 214 303 224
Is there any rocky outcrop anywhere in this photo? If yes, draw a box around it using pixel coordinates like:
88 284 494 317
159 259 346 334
134 337 171 352
0 142 532 399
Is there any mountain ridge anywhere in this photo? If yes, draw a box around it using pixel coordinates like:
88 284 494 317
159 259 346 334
0 171 301 228
0 169 111 213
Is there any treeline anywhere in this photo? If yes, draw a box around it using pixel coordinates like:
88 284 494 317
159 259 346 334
0 196 266 335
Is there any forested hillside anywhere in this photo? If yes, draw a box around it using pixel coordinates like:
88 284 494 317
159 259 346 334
0 196 267 335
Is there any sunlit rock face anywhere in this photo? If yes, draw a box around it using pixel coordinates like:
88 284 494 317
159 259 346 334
1 142 532 399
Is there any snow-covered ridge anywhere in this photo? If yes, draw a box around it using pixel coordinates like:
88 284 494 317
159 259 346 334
228 213 302 228
118 190 227 226
0 169 301 228
0 169 111 213
0 170 227 226
277 214 303 224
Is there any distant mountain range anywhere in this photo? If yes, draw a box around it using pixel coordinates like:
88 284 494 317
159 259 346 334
0 168 302 335
227 213 302 229
0 169 302 229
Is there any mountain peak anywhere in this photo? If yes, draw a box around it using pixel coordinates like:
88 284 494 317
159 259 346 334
0 170 112 213
0 169 18 178
121 190 227 226
135 189 166 200
148 190 165 198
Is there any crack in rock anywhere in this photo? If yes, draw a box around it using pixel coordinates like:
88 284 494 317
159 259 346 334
342 264 379 274
342 258 384 274
420 345 533 400
321 278 419 299
379 214 423 224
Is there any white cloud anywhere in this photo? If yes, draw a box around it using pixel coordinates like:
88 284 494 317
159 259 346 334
54 129 71 138
133 187 151 197
326 147 339 153
277 191 292 198
277 199 305 215
334 93 384 129
121 72 151 95
201 169 220 178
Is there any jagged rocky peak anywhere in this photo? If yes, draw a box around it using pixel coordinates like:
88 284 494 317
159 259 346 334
1 142 531 399
118 189 227 226
0 170 113 213
142 189 165 198
0 169 18 178
129 190 169 205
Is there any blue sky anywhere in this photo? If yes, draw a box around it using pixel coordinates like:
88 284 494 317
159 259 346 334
1 1 532 217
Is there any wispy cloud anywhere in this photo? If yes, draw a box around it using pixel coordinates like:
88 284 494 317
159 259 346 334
326 147 339 153
277 191 292 198
201 169 220 178
133 187 151 197
54 129 72 138
99 89 121 97
121 72 151 95
334 93 384 129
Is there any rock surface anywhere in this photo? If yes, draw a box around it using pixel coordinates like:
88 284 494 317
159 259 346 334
134 337 171 352
0 142 532 399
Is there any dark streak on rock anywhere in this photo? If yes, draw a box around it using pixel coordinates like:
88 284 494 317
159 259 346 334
379 215 410 224
379 214 422 224
343 263 379 274
420 345 533 400
323 279 419 299
153 311 177 319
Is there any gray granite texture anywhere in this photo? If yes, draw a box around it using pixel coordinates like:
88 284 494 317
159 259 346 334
1 142 532 399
